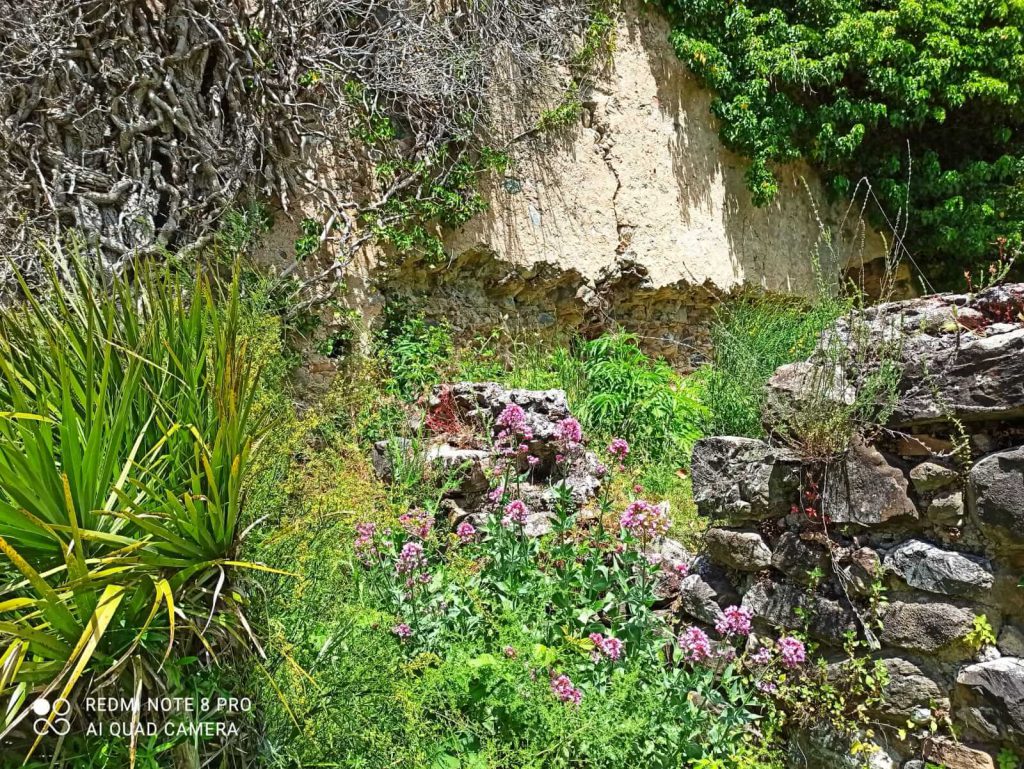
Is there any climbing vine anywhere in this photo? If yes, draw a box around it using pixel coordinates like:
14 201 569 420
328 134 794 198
651 0 1024 284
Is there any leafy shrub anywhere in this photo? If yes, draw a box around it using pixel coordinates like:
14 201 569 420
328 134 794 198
375 310 455 400
572 333 704 463
696 293 849 438
366 142 510 266
653 0 1024 282
0 251 263 760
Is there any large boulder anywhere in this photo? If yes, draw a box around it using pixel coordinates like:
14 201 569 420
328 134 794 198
691 437 802 523
879 601 977 656
921 737 996 769
703 528 772 572
434 382 571 443
742 579 858 646
969 446 1024 551
825 284 1024 427
955 657 1024 744
884 539 994 597
864 657 948 727
820 438 918 527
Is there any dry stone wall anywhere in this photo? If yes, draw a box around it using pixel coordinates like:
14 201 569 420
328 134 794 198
688 284 1024 768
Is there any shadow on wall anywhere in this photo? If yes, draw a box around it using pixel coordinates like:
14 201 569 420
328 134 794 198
253 0 893 367
390 0 887 362
621 2 882 294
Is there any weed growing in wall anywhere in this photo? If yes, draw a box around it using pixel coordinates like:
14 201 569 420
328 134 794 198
695 292 850 439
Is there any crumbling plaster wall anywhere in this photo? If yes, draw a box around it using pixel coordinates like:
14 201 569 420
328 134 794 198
263 1 893 367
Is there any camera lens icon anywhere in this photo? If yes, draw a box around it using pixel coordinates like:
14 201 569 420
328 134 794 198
31 697 71 736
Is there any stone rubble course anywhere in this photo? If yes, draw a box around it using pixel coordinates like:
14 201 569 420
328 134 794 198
691 436 801 522
884 539 994 597
688 282 1024 768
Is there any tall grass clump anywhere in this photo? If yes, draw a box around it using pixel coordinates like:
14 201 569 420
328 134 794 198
696 293 849 438
458 331 704 465
0 248 266 762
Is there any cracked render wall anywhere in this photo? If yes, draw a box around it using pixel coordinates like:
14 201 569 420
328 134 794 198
376 1 891 366
258 1 894 368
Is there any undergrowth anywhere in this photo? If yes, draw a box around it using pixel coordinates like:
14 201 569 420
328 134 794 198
695 292 850 439
236 366 789 769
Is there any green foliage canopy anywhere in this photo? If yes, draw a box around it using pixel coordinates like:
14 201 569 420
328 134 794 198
654 0 1024 282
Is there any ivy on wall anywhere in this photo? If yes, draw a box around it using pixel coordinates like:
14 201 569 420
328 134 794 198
652 0 1024 284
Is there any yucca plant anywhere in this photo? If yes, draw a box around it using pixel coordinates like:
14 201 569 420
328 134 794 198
0 247 269 761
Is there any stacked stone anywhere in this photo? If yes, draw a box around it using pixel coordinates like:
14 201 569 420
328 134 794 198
371 382 605 535
687 284 1024 769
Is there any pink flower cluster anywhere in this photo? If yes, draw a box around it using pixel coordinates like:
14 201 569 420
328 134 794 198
395 541 430 586
392 623 412 638
455 521 476 543
550 673 582 705
588 632 624 661
678 626 712 663
398 509 433 539
557 417 583 446
750 646 772 665
354 521 377 566
497 403 533 440
488 484 505 503
715 606 752 637
502 499 529 528
619 500 670 540
608 437 629 460
778 636 806 668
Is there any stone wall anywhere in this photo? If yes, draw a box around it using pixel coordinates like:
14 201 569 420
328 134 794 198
686 284 1024 768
